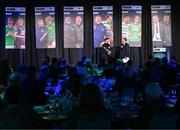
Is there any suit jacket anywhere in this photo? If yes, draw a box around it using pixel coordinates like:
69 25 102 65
152 22 165 43
121 43 130 58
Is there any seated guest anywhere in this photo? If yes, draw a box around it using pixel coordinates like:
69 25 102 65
0 59 13 87
69 73 83 98
16 65 27 82
17 64 26 76
38 65 50 96
134 83 176 129
41 56 50 67
160 57 177 96
58 56 67 68
73 83 112 129
21 66 46 106
76 61 88 79
49 57 58 78
145 55 154 68
57 57 66 75
0 72 43 129
81 56 87 65
120 60 137 103
0 80 5 111
84 58 94 75
174 94 180 128
98 57 109 68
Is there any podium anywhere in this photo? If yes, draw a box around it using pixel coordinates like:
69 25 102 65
153 47 167 59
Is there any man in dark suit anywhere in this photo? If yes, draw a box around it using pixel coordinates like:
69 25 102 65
152 15 165 47
100 38 113 64
121 37 130 59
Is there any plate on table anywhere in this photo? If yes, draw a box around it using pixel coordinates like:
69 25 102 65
33 105 46 110
33 105 50 114
36 110 51 114
42 114 67 120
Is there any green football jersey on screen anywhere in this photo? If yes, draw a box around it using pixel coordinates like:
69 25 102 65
5 26 15 46
46 23 55 42
128 23 141 42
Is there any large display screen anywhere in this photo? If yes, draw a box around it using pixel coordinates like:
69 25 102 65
5 7 26 49
64 6 84 48
122 5 142 47
93 6 113 48
35 7 56 49
151 5 172 48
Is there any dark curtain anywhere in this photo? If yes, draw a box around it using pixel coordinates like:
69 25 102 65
0 0 178 69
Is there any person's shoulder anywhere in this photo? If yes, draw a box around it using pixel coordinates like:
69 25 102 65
125 42 129 46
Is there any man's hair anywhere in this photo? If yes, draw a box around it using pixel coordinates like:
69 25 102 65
95 15 101 18
134 15 140 18
17 17 24 21
123 37 127 41
76 15 82 18
37 18 43 21
152 15 160 20
123 15 129 18
46 16 53 21
163 14 169 17
105 15 112 20
8 17 14 22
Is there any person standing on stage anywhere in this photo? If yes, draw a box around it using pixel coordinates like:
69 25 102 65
100 38 113 64
121 37 130 59
94 15 109 47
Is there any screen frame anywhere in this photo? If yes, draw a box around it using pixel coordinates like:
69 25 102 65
5 6 26 49
121 4 142 48
63 6 84 49
34 6 56 49
93 5 114 48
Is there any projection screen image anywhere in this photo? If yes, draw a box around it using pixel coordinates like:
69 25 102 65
151 5 172 48
122 5 142 47
35 7 56 49
93 6 113 48
5 7 26 49
64 6 84 48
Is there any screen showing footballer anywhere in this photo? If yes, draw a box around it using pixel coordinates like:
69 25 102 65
93 6 113 48
122 5 142 47
64 6 84 48
35 7 56 49
151 5 172 48
5 7 26 49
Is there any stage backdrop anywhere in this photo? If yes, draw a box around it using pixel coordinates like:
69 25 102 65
0 0 179 69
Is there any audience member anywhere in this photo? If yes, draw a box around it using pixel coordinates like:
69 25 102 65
134 82 176 128
21 66 46 106
0 72 44 129
73 83 112 129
